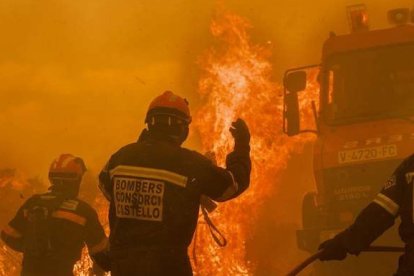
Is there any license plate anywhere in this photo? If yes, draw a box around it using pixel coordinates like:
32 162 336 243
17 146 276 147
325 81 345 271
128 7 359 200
338 144 397 164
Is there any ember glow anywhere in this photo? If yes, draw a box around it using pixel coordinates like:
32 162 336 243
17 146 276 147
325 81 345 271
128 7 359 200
192 10 318 275
73 195 110 275
0 171 30 276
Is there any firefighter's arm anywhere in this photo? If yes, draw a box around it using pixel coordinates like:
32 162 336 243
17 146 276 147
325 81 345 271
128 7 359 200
98 160 113 201
85 209 110 272
1 201 29 252
340 201 396 255
340 170 403 254
220 118 251 200
319 163 405 260
319 198 397 260
200 119 251 202
1 225 23 252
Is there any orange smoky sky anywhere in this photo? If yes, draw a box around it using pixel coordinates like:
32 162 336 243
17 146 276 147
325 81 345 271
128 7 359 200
0 0 411 178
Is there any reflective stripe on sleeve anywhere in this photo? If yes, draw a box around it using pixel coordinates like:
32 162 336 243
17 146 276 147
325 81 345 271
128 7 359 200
2 225 22 239
215 171 239 202
52 210 87 226
110 165 188 188
88 237 108 255
373 193 399 216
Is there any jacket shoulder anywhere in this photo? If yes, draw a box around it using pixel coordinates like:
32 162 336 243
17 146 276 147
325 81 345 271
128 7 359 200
24 193 51 206
73 199 98 215
111 143 139 157
119 142 140 151
110 142 143 161
56 197 97 217
179 147 212 164
404 154 414 164
396 154 414 172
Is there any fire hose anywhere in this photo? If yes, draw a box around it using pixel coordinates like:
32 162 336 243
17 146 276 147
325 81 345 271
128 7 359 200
286 245 405 276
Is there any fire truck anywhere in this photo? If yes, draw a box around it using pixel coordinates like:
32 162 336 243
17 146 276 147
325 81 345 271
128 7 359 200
283 5 414 275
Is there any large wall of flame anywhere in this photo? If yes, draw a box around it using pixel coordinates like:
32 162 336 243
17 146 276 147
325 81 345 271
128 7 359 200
0 0 412 275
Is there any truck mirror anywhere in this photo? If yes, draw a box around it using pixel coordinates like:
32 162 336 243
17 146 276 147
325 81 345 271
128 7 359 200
285 92 300 136
285 71 307 93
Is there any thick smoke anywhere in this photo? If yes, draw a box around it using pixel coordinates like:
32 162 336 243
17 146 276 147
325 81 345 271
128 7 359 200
0 0 411 175
1 0 411 175
0 0 412 275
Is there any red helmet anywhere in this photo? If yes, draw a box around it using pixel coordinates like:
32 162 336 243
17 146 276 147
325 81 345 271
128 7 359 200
48 154 86 181
145 91 191 125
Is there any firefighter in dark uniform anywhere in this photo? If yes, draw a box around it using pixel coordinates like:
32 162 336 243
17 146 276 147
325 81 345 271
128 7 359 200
1 154 110 276
99 90 251 276
319 154 414 275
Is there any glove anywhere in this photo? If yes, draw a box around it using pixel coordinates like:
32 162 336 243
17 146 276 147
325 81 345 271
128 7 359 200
318 236 348 261
229 119 250 148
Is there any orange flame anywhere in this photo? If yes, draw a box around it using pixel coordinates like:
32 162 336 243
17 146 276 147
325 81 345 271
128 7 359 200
192 10 318 275
73 196 109 276
0 170 32 276
0 8 320 276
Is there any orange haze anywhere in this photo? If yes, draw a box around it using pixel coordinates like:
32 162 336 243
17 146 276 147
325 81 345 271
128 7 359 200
0 0 412 275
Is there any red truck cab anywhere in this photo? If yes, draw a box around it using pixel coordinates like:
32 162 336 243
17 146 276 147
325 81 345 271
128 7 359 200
284 6 414 275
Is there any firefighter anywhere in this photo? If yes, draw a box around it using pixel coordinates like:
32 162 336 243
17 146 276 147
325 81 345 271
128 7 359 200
99 90 251 276
318 155 414 275
1 154 110 276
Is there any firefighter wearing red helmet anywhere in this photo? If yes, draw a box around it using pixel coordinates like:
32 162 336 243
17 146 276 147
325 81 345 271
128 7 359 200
99 91 251 276
1 154 109 276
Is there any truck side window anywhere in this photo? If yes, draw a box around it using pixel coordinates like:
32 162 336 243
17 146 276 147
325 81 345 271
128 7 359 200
326 65 343 121
328 70 334 104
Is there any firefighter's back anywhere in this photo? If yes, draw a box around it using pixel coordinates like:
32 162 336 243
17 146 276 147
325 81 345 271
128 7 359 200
18 193 102 275
99 91 251 276
108 141 203 249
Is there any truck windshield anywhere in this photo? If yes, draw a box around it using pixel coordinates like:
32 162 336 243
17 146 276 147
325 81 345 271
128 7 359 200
325 43 414 124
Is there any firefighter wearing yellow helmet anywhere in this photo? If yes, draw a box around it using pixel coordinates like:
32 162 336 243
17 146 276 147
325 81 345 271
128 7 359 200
1 154 109 275
99 91 251 276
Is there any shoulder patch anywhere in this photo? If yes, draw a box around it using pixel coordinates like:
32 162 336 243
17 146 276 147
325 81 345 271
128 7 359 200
384 175 397 190
60 199 79 211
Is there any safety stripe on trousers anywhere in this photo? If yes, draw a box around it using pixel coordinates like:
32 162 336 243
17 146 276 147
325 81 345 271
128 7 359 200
110 165 188 188
373 193 399 216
